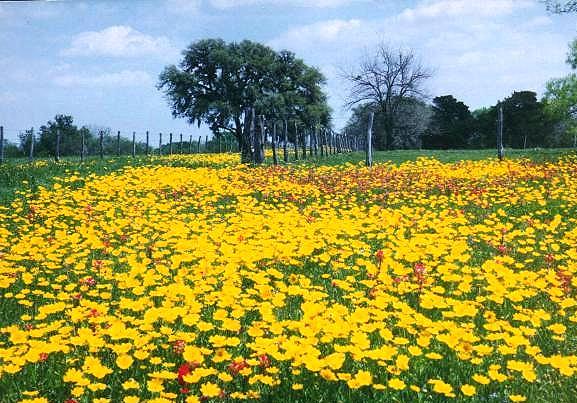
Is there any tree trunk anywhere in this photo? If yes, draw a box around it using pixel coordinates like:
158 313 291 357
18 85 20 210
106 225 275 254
283 119 288 163
384 114 394 151
366 112 374 167
294 121 299 160
257 115 265 163
240 108 254 164
272 120 278 165
313 126 318 157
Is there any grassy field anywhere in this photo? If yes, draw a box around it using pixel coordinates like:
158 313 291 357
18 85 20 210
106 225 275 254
1 149 577 402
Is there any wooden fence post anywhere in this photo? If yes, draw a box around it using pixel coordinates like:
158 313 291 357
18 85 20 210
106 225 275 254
0 126 4 164
313 126 318 157
99 130 104 159
320 127 325 157
189 135 193 154
116 130 120 157
132 131 136 158
293 121 299 160
159 133 163 155
80 129 85 162
169 133 173 155
366 112 374 167
198 136 201 153
301 130 307 159
205 135 208 153
29 128 35 162
255 115 265 163
146 131 149 155
497 105 504 161
179 133 183 154
272 120 278 165
283 119 288 163
55 128 61 162
80 130 86 162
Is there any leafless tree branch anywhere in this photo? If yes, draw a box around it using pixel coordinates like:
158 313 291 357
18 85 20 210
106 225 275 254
341 43 433 149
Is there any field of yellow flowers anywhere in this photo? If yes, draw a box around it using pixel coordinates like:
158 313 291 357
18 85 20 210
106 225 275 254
1 153 577 402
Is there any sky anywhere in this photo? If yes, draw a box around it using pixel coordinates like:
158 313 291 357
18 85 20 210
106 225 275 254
0 0 576 143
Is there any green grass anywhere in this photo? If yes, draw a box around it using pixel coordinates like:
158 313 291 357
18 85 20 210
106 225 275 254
288 148 576 166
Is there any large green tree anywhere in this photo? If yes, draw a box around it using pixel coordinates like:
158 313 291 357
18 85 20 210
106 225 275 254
471 92 555 149
500 91 552 149
423 95 473 149
158 39 330 163
544 39 577 147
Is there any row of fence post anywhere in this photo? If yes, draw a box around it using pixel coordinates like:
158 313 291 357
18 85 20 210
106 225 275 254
0 124 369 165
254 116 363 165
0 127 239 163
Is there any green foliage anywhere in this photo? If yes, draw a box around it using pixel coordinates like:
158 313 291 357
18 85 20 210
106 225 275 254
423 95 474 149
35 115 88 157
344 98 430 150
543 39 577 147
500 91 555 148
2 140 23 158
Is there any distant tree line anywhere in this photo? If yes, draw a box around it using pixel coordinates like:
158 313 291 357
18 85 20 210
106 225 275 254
343 41 577 150
343 89 569 151
1 115 152 159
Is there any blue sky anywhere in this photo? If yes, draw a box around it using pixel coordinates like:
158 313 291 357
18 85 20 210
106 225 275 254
0 0 576 143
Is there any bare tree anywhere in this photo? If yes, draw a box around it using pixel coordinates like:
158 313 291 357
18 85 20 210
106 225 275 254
342 44 432 150
541 0 577 12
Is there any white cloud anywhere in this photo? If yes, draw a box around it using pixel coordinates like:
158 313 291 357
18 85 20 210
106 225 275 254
268 0 571 125
53 70 152 87
522 15 553 28
0 91 18 104
398 0 533 21
62 25 178 58
269 19 364 49
210 0 360 9
166 0 202 14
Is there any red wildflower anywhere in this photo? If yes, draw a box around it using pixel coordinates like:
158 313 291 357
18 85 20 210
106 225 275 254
177 363 192 385
173 340 186 354
375 249 384 264
228 359 249 376
258 354 271 369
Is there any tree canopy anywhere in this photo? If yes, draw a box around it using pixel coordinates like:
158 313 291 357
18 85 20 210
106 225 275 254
422 95 473 149
544 38 577 146
19 115 91 158
541 0 577 12
158 39 331 163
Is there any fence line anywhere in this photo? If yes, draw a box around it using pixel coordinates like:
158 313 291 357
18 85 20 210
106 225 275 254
0 124 359 164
